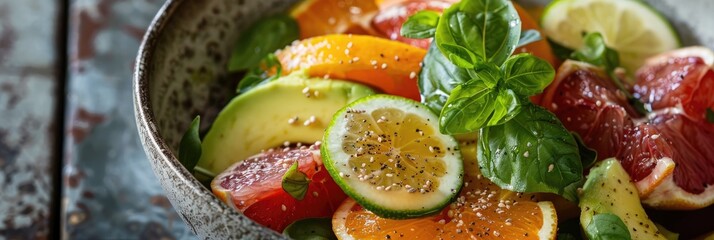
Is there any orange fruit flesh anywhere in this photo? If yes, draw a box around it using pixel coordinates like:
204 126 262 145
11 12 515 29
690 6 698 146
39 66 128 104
290 0 379 39
513 4 557 67
276 34 426 100
334 143 557 239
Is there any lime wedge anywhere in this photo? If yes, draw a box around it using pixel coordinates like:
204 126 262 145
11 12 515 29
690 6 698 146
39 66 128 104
541 0 681 74
321 95 463 219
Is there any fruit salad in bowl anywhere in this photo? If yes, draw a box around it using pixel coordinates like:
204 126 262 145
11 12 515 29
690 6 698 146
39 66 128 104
134 0 714 238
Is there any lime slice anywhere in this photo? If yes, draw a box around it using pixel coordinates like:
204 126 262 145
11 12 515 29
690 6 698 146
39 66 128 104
321 95 463 219
541 0 681 74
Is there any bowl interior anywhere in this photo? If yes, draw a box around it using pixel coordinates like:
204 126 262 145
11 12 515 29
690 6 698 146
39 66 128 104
138 0 714 238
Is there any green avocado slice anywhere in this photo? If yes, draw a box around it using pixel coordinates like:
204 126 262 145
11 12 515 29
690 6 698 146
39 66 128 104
198 71 375 176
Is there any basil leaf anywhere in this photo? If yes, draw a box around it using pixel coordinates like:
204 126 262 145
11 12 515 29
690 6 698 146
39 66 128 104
418 42 470 114
706 108 714 123
237 53 283 94
228 15 298 72
440 43 478 68
489 88 521 126
473 62 502 88
572 132 597 168
516 29 542 48
179 116 202 172
571 32 619 72
501 54 555 96
283 218 337 240
436 0 521 66
439 81 498 134
400 10 440 39
478 104 583 197
585 213 632 240
282 161 311 200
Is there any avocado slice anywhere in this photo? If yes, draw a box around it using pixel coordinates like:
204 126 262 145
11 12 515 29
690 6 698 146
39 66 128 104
580 159 669 240
197 71 375 176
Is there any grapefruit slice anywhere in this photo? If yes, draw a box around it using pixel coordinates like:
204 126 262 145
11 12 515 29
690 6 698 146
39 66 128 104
331 142 557 239
211 145 347 232
275 34 426 100
540 54 714 210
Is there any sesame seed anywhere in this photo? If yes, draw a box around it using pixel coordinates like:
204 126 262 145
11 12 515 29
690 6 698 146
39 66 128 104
548 164 555 172
283 141 290 147
339 172 345 177
493 231 500 237
394 55 400 61
281 204 287 211
438 219 446 224
429 146 435 152
352 57 360 62
345 49 350 55
313 90 320 97
523 151 529 157
381 63 388 69
287 116 298 124
309 115 316 122
409 71 417 79
302 87 310 94
313 191 319 197
370 60 378 65
347 42 353 48
386 173 394 177
376 186 384 190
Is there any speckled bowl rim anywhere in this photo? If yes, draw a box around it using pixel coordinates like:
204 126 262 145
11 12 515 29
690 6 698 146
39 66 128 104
132 0 282 237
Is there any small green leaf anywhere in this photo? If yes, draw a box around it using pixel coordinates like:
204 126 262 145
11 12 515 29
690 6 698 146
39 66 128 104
478 104 583 198
228 15 299 72
585 213 632 240
572 132 597 169
435 0 521 66
548 38 574 60
488 89 521 126
516 29 542 48
418 43 471 114
472 62 503 88
706 108 714 123
501 54 555 96
236 53 283 94
282 161 311 200
400 10 440 39
439 81 498 134
440 43 478 68
179 116 202 172
283 218 337 240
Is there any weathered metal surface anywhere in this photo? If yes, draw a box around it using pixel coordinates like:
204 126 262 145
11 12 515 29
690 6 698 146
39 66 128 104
0 0 59 238
62 0 192 238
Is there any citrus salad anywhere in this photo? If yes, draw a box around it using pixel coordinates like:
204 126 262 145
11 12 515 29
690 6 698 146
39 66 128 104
177 0 714 239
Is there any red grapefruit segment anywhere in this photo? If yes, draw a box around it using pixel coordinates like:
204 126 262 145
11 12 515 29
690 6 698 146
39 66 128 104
541 52 714 210
211 145 348 232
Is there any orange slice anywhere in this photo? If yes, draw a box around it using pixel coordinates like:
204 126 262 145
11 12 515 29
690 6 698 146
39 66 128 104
276 34 426 100
331 142 558 239
290 0 379 39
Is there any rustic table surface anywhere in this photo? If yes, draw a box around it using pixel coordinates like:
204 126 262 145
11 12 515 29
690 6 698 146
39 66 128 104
0 0 194 239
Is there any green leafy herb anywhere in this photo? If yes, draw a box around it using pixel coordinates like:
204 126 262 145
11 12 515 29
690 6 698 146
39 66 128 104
707 108 714 123
179 116 202 172
501 53 555 96
418 43 470 114
417 0 583 201
585 213 632 240
282 161 311 200
571 32 649 115
435 0 521 66
516 29 542 48
478 104 582 199
572 132 597 168
228 15 299 72
548 38 575 60
439 81 498 134
236 53 282 94
400 10 440 39
283 218 337 240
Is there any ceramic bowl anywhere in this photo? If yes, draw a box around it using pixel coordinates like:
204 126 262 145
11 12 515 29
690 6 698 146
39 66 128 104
133 0 714 239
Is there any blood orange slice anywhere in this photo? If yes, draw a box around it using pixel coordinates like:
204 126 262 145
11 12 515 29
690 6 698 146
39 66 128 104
211 145 347 232
541 52 714 210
